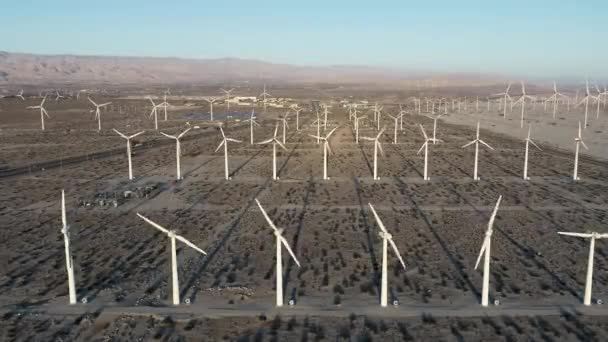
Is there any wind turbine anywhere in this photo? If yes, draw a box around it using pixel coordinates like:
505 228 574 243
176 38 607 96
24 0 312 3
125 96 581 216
545 81 566 119
215 126 242 180
493 82 512 119
88 97 112 131
398 104 407 130
368 203 406 307
137 213 207 306
113 129 145 180
221 88 235 111
160 128 191 180
276 113 290 144
373 104 383 131
462 122 494 181
511 81 536 128
147 97 162 130
523 125 541 180
592 84 603 119
322 104 330 130
427 114 443 145
354 114 366 144
577 81 592 129
55 90 66 101
159 93 170 121
474 195 502 307
311 111 322 144
387 113 400 144
258 123 287 180
290 106 303 131
255 199 301 307
558 231 608 306
417 124 442 181
573 122 588 181
259 84 271 111
205 98 217 121
27 96 50 130
16 89 25 100
61 190 77 304
243 109 260 144
361 128 386 180
309 126 338 180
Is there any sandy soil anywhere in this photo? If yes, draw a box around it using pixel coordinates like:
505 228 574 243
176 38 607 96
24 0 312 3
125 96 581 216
0 91 607 340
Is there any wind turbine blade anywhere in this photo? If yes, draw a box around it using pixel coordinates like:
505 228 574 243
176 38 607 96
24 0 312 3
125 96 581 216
580 140 589 150
487 195 502 232
558 232 593 238
529 139 542 151
377 142 384 156
61 190 67 227
137 213 170 235
148 97 155 106
478 140 494 150
273 124 279 138
276 140 288 151
42 108 50 118
214 140 225 153
462 140 476 148
255 199 280 233
360 137 375 141
388 238 406 270
226 138 242 143
258 138 274 144
175 235 207 255
280 235 301 267
178 128 192 139
219 127 226 139
113 129 128 139
368 203 388 234
474 239 488 270
88 97 98 106
417 142 427 155
326 126 338 139
419 124 428 140
129 131 145 139
160 132 176 139
99 102 112 107
308 135 322 140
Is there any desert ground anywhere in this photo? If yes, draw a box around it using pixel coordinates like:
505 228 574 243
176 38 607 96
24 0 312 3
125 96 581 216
0 85 607 341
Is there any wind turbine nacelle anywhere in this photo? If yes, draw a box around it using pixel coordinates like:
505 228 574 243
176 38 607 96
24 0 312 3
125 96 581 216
598 299 603 305
494 299 500 306
288 298 296 306
392 299 400 307
184 298 192 305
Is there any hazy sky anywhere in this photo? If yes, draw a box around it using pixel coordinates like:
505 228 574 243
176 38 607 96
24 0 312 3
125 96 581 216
1 0 607 79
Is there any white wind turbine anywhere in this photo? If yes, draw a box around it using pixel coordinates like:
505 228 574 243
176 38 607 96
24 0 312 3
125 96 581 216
311 111 322 144
258 123 287 180
558 231 608 306
290 106 303 131
545 81 566 119
361 128 386 180
592 84 603 119
259 84 271 111
215 126 242 180
462 122 494 181
523 125 541 180
61 190 77 304
493 82 512 119
113 129 145 180
577 81 592 129
55 90 66 101
221 88 235 111
573 122 588 181
354 114 366 144
373 104 383 131
88 97 112 131
147 97 162 130
309 126 338 180
387 113 401 144
398 104 407 130
159 93 170 121
205 98 217 121
243 109 260 145
137 213 207 306
255 199 301 307
160 128 191 180
417 124 442 181
322 104 330 130
511 81 536 128
427 114 443 145
27 96 50 130
16 89 25 100
276 113 290 144
368 203 406 307
474 195 502 307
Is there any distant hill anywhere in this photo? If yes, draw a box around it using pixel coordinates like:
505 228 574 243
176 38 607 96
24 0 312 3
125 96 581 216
0 51 500 86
